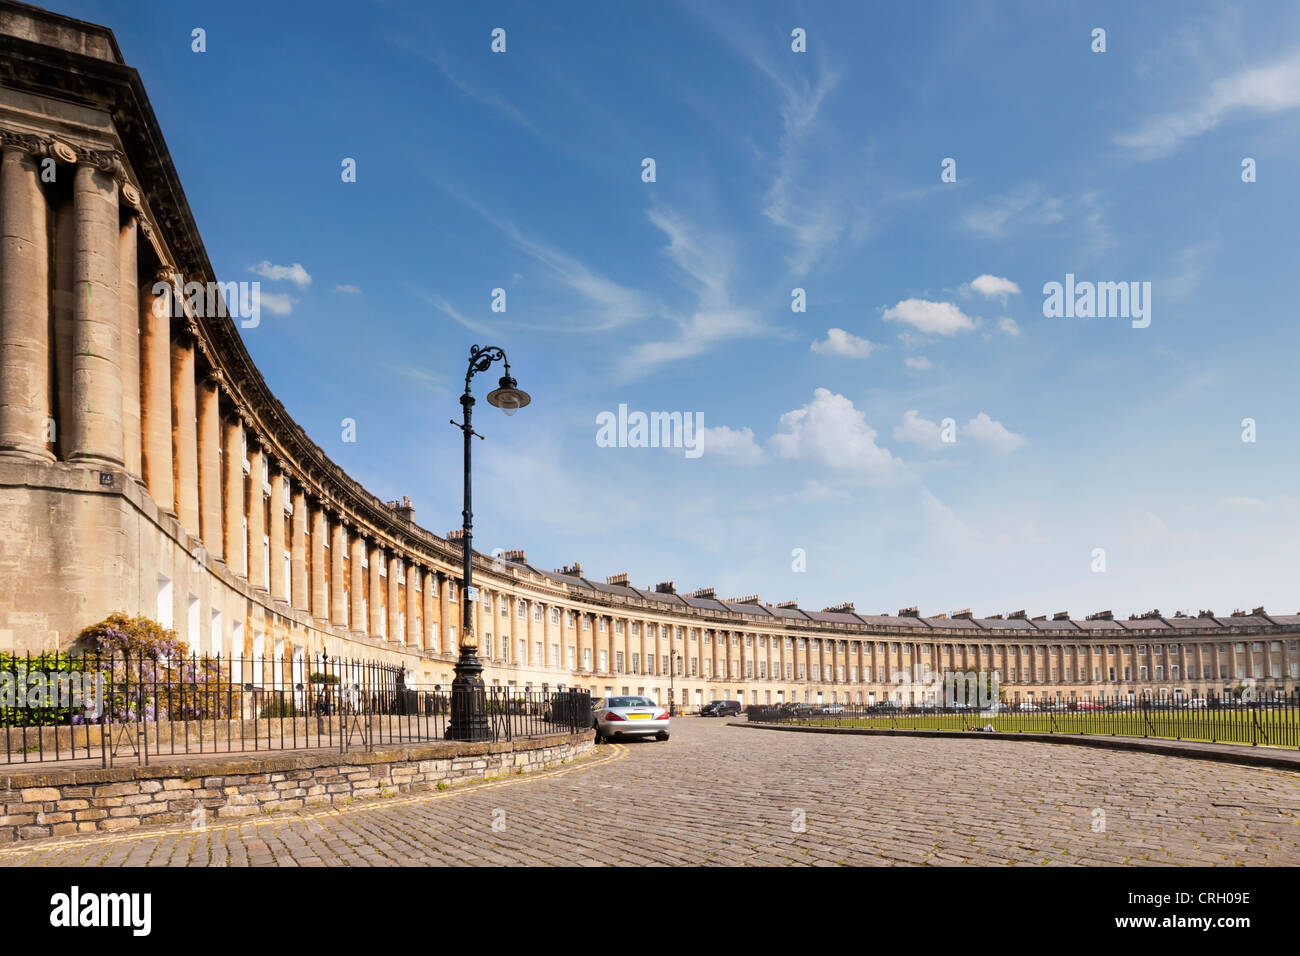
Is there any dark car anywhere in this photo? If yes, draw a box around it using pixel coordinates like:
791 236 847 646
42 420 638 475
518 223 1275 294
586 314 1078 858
700 699 743 718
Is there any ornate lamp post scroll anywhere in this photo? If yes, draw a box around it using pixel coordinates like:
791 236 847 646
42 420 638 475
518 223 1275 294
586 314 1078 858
447 345 530 741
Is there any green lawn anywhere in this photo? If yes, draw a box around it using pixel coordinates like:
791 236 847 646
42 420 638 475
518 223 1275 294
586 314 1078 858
791 710 1300 748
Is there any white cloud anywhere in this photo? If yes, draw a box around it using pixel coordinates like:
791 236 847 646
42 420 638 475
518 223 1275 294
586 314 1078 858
333 284 362 295
258 291 295 315
893 410 1026 454
969 274 1021 300
1116 48 1300 158
811 328 877 358
903 356 932 370
882 299 976 336
700 425 766 465
963 412 1028 453
770 388 902 478
961 184 1064 239
998 317 1021 336
893 409 946 449
250 261 312 287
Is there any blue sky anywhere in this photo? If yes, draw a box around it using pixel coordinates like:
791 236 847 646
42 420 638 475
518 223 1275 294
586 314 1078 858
65 0 1300 617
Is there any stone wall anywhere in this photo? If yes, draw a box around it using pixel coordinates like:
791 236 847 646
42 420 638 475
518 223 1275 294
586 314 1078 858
0 732 593 843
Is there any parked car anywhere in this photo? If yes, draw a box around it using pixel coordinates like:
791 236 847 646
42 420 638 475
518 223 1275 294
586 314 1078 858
819 704 845 715
593 696 670 742
700 699 743 718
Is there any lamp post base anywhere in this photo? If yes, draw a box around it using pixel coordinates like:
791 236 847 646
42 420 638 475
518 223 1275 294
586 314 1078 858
448 650 491 742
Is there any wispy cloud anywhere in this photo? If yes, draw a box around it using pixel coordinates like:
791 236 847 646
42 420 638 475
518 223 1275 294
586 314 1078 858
692 10 857 277
621 208 760 376
411 288 496 336
961 183 1064 239
381 362 446 393
1117 48 1300 158
333 284 362 295
436 183 655 332
390 34 540 137
904 356 932 370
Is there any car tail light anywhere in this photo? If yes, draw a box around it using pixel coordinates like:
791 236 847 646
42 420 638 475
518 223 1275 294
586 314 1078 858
604 711 626 721
654 711 670 721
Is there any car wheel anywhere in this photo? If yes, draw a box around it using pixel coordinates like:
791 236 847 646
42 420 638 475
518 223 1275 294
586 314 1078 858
594 727 604 743
656 732 669 741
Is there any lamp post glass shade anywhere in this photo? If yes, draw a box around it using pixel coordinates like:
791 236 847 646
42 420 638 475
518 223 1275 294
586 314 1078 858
486 374 530 416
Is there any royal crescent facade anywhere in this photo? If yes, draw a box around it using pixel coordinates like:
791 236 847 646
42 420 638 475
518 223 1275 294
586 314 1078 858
1 3 1297 712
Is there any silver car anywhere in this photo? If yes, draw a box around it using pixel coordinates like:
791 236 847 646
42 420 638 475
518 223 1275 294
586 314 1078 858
593 696 670 742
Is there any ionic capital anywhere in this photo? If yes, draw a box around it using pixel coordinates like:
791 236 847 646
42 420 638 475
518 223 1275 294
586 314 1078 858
0 128 50 157
73 145 125 180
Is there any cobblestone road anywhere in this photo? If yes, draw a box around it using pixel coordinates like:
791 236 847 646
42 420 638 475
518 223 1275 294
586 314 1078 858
2 720 1297 866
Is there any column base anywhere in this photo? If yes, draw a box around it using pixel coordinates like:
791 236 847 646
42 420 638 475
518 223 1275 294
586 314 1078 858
0 445 55 463
65 452 126 469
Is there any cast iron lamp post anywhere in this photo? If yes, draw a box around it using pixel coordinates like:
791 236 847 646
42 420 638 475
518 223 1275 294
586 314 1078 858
669 652 683 716
447 345 530 741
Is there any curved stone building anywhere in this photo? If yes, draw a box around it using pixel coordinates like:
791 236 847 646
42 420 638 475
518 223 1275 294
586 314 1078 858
1 2 1296 711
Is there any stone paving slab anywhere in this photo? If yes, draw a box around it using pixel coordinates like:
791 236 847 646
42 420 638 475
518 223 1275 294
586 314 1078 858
0 719 1296 866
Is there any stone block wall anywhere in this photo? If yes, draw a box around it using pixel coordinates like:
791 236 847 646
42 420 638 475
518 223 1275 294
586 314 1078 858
0 732 593 842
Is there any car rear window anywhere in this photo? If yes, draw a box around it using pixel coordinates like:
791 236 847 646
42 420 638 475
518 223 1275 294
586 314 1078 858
607 697 655 708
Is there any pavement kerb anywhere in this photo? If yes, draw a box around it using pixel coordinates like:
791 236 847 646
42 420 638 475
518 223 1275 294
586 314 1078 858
729 721 1300 772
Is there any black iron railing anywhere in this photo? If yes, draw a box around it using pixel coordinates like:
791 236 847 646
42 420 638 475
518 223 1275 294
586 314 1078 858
746 691 1300 749
0 651 591 767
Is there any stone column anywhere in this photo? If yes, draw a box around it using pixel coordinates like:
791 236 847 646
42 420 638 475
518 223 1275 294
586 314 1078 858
310 506 327 619
67 160 123 466
220 413 244 575
0 144 52 460
246 442 266 589
169 329 199 534
421 568 435 651
268 466 287 601
387 554 401 644
437 572 449 653
348 534 366 633
368 542 384 638
118 206 141 477
141 269 174 510
329 520 346 627
291 489 307 609
493 589 503 656
406 563 421 647
196 370 223 559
